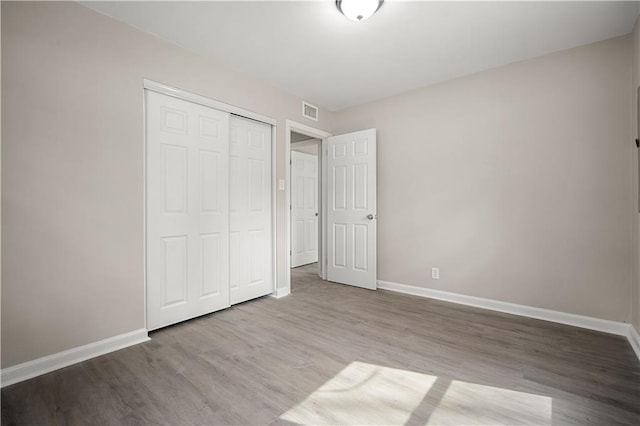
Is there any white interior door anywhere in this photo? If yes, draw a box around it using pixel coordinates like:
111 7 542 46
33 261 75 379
326 129 377 289
229 115 273 304
291 151 319 268
146 90 230 330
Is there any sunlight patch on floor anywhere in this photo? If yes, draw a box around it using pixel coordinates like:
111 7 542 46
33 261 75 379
280 361 552 425
280 361 437 425
427 380 552 425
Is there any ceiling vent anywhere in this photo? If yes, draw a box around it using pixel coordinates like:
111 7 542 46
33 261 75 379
302 101 318 121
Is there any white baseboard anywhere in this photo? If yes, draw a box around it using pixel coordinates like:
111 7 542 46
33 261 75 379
271 287 291 299
1 328 149 388
377 280 631 336
628 325 640 362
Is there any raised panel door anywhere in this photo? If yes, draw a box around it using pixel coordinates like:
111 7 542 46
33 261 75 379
291 151 319 268
326 129 377 289
146 90 230 330
229 115 272 305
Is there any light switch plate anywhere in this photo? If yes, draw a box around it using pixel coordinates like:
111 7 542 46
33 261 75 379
431 267 440 280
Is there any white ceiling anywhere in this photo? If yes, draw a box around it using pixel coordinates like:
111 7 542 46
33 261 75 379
82 1 639 111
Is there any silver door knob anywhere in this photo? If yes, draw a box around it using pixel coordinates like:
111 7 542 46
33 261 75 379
367 214 375 220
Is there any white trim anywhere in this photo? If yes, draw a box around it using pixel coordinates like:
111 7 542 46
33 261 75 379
320 137 328 280
284 120 332 295
284 124 291 293
287 121 331 139
1 329 149 388
377 280 631 336
271 125 278 297
271 287 291 299
143 79 277 126
142 87 148 332
628 325 640 362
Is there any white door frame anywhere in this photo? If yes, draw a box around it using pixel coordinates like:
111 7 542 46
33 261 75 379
143 79 277 330
284 120 331 295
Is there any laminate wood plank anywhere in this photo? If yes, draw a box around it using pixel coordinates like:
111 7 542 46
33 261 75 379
2 263 639 425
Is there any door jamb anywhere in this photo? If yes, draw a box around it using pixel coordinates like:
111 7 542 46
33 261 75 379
285 120 331 296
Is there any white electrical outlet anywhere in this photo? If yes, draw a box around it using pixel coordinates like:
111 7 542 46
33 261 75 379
431 267 440 280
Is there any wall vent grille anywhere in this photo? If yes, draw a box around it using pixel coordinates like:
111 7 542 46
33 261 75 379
302 102 318 121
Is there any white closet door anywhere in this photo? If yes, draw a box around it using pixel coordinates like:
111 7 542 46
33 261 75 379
229 116 273 305
146 90 230 330
291 151 319 267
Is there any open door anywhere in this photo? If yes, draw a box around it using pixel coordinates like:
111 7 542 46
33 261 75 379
326 129 377 289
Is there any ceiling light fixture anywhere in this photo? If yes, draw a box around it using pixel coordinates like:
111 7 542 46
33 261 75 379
336 0 383 22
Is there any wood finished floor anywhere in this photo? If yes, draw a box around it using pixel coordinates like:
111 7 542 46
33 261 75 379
2 263 639 425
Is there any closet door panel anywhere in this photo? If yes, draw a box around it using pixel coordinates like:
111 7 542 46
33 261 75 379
229 116 273 305
146 91 230 330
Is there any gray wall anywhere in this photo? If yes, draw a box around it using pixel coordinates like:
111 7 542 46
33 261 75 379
292 139 320 156
333 36 634 322
1 1 334 368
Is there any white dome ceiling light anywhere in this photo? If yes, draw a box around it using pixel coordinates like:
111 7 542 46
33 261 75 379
336 0 384 22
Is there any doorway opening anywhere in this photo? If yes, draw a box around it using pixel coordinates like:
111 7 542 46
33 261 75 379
290 132 321 289
284 121 378 294
285 121 331 295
